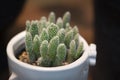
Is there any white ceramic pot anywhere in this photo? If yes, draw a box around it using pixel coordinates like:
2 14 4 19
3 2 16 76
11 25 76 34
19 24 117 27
7 31 97 80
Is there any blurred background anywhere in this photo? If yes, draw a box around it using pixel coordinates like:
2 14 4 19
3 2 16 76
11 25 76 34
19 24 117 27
0 0 95 80
6 0 94 44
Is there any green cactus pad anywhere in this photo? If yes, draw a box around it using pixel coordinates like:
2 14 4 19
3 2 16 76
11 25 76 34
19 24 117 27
73 25 79 36
40 16 47 22
38 19 47 34
47 23 59 40
39 28 49 41
39 40 53 66
54 44 67 66
65 23 72 33
57 28 65 43
26 20 31 31
25 32 33 53
48 36 59 62
29 21 39 38
63 11 71 28
74 33 79 48
40 40 48 58
75 42 83 60
48 12 56 23
56 17 63 29
25 32 36 63
65 30 73 48
67 40 76 63
33 35 41 58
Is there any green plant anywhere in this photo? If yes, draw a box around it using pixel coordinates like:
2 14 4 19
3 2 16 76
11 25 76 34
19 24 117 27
25 12 83 67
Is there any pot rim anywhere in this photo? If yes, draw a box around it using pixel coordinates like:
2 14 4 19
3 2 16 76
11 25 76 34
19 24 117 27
7 31 89 72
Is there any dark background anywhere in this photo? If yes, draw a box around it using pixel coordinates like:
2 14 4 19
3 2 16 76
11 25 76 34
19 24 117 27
94 0 120 80
0 0 25 79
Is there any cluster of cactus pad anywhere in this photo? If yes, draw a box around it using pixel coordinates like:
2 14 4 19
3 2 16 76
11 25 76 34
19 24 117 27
25 12 83 67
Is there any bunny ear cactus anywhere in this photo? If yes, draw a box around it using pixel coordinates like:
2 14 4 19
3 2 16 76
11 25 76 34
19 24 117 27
25 11 84 67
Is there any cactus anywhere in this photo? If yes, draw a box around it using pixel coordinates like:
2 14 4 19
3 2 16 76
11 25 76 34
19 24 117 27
32 35 41 58
40 40 51 66
48 12 56 23
67 40 76 63
47 23 59 40
25 32 35 63
64 30 73 48
74 42 84 60
57 28 65 43
39 28 49 41
56 17 63 29
48 36 59 63
25 12 84 67
26 20 31 31
63 11 71 28
29 21 39 39
54 44 67 66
